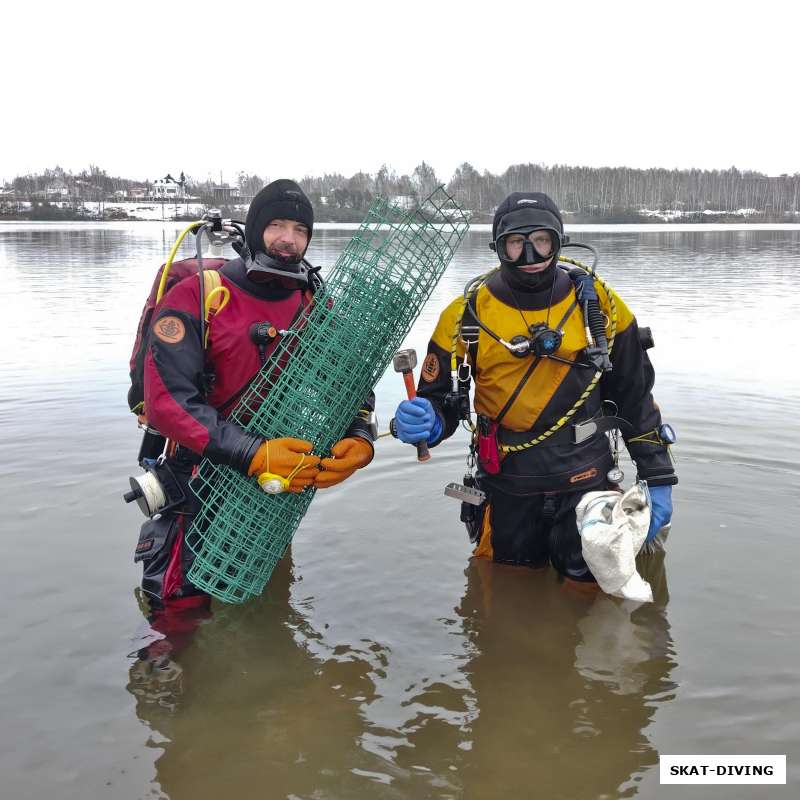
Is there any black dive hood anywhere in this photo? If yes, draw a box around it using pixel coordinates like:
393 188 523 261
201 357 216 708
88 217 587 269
491 192 567 291
242 178 316 287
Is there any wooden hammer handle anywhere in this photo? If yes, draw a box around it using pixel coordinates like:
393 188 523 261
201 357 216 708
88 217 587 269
401 371 430 462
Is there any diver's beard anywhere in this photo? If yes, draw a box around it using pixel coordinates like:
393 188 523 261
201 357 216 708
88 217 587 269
266 245 301 265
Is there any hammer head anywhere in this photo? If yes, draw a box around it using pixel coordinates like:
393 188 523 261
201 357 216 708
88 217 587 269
392 348 417 373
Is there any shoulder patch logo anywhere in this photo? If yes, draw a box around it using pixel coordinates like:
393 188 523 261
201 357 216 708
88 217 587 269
421 352 440 383
154 316 185 344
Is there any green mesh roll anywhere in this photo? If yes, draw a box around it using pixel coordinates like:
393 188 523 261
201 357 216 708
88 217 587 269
185 188 469 603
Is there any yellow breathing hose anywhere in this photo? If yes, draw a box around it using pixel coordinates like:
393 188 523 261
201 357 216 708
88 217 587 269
203 286 231 348
155 221 204 304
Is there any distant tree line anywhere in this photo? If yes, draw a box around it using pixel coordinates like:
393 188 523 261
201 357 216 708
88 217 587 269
4 162 800 222
238 162 800 222
8 165 148 200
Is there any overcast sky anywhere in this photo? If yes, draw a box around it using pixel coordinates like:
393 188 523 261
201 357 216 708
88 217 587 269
5 0 797 184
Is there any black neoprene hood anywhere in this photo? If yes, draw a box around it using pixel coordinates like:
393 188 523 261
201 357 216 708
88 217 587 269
492 192 564 242
245 179 314 257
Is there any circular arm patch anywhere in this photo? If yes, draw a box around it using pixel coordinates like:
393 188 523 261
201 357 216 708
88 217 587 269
153 316 186 344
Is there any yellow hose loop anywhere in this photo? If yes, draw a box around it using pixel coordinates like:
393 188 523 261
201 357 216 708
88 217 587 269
203 286 231 348
155 221 204 304
204 286 230 321
499 370 602 453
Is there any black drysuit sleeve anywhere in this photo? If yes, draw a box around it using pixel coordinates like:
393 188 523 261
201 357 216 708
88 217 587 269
144 300 262 474
602 315 677 486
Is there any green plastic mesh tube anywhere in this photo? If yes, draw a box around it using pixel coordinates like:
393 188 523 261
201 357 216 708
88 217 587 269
185 188 469 603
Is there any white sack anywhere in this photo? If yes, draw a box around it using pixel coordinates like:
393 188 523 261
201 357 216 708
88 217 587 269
575 482 653 603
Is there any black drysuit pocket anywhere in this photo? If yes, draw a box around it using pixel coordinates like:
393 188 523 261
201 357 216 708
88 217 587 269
134 515 181 600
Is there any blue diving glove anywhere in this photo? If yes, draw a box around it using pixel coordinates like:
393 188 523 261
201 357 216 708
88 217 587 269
394 397 443 445
646 485 673 542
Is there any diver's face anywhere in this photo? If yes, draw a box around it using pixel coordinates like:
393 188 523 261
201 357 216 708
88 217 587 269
504 230 554 271
262 219 310 261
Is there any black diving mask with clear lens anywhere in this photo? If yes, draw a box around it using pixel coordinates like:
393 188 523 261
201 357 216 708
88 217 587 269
494 228 561 266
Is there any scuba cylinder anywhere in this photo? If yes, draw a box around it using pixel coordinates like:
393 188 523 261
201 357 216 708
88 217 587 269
124 212 242 516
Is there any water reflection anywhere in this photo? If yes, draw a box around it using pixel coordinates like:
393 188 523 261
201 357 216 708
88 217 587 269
455 552 675 799
124 536 675 798
126 551 400 799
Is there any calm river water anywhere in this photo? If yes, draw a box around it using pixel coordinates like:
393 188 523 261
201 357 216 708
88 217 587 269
1 222 798 799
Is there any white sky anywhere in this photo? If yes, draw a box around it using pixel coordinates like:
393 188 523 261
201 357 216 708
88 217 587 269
4 0 798 184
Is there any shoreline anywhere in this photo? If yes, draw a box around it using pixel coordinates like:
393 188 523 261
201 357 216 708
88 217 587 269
2 202 797 227
3 220 800 233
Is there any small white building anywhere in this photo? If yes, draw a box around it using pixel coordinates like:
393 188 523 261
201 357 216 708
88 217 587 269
152 177 183 198
45 179 70 198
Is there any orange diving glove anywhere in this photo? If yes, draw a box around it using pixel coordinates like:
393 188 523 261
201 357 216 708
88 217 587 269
247 438 321 494
315 437 374 489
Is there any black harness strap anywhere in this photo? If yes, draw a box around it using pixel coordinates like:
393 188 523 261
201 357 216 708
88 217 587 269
469 290 579 427
495 354 542 426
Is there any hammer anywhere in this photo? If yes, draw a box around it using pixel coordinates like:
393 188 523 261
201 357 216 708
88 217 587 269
393 348 431 462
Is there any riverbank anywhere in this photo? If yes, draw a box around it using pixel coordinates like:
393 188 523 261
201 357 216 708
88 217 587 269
3 206 797 225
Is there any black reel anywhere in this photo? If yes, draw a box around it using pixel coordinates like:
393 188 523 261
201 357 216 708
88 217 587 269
123 459 187 518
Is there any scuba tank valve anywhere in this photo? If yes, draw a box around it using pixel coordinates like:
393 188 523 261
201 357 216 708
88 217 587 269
200 208 243 257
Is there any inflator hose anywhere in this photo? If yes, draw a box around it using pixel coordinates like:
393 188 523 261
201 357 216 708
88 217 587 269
587 297 608 351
